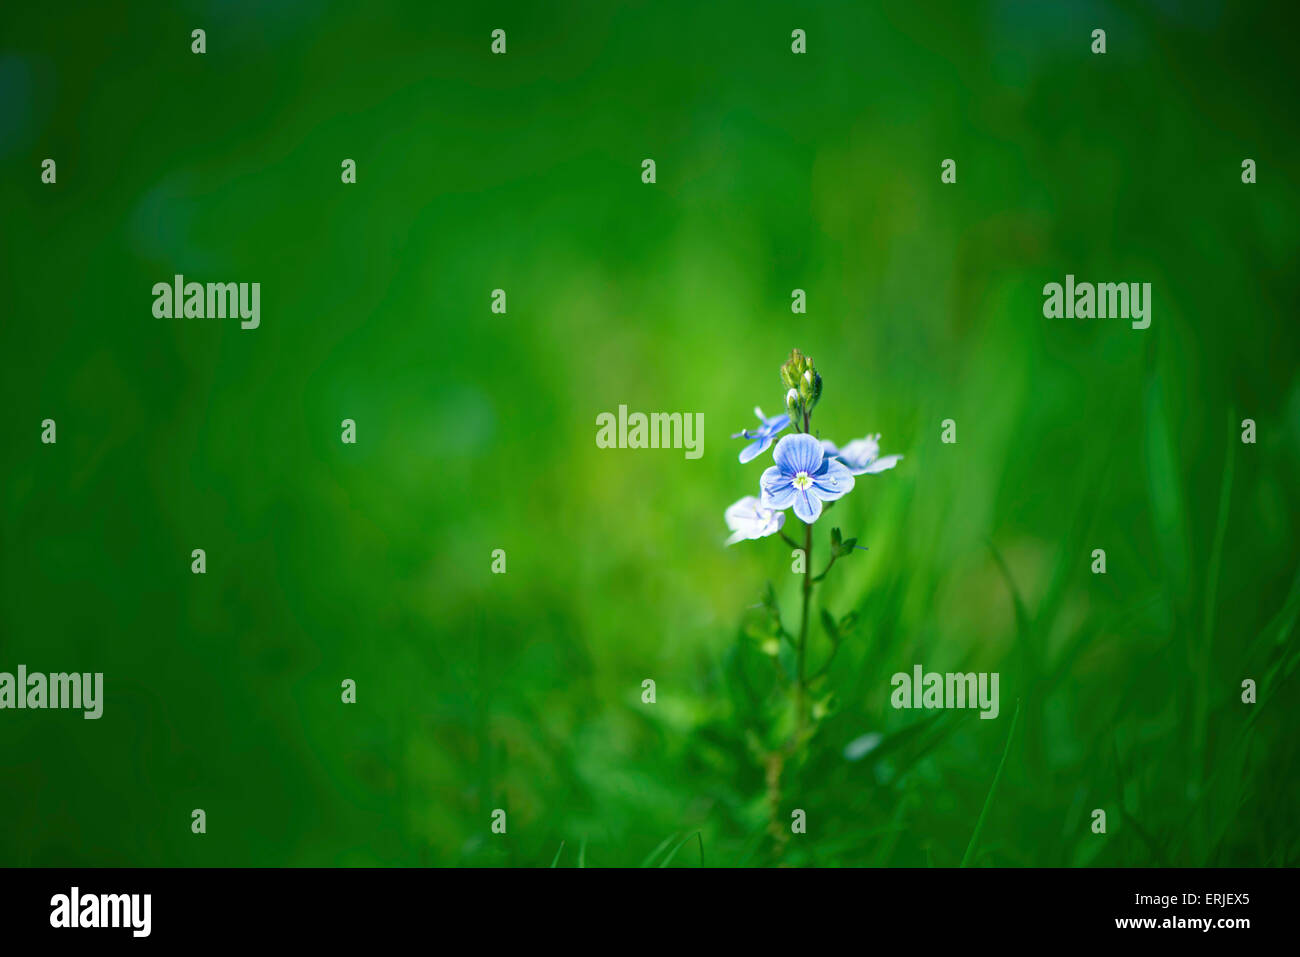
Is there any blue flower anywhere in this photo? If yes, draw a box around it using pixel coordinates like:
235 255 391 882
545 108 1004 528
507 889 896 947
822 434 902 475
732 407 790 464
723 495 786 545
760 433 855 523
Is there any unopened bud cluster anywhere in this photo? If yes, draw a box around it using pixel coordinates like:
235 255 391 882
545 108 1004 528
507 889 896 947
780 349 822 427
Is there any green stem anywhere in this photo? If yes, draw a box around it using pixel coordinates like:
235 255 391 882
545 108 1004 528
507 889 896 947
794 401 815 729
767 401 819 858
810 553 838 583
796 521 812 731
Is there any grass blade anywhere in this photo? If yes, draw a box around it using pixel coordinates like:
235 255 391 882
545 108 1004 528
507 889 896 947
638 833 678 868
657 830 704 868
960 700 1021 867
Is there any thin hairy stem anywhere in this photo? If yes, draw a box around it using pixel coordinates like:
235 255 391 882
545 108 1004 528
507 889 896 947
796 521 812 731
810 553 839 583
765 395 825 859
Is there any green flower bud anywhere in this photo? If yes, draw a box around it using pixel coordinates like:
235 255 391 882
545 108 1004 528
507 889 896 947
785 387 801 422
782 349 822 423
797 368 822 413
780 349 806 390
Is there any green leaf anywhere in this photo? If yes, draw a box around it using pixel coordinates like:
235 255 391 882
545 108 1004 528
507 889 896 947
812 692 839 720
820 607 841 644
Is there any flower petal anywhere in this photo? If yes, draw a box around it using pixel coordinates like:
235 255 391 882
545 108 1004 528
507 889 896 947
735 411 789 461
738 437 767 464
725 495 762 527
792 486 823 523
724 495 785 544
759 467 796 509
812 457 855 500
839 436 881 466
859 453 902 474
763 413 791 435
772 433 823 476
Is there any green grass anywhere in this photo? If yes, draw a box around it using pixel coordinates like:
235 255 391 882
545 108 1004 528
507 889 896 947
0 0 1297 867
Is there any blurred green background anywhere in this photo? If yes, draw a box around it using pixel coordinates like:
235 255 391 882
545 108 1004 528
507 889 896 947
1 0 1297 867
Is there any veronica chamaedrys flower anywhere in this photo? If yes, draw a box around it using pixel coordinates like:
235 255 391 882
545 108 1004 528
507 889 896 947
724 495 787 545
732 407 790 464
821 434 902 475
761 433 854 523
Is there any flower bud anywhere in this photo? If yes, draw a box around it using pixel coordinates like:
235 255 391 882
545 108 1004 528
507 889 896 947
782 349 822 422
780 349 806 390
785 387 801 422
797 366 821 412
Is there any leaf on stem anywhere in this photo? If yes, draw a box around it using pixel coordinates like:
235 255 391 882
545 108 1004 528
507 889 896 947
820 607 841 644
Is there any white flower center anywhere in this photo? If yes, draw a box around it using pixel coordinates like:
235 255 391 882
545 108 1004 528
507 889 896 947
792 471 813 490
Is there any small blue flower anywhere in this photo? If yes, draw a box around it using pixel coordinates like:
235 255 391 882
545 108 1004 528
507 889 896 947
732 407 791 464
822 434 902 475
760 433 855 523
723 495 786 545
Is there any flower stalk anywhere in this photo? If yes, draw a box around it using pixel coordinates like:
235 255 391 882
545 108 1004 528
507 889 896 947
723 349 903 860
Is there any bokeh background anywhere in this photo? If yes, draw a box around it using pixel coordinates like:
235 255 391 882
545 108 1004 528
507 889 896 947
1 0 1297 867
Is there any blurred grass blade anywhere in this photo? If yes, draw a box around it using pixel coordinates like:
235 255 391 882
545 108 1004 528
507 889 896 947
987 541 1032 645
638 833 678 868
1202 413 1235 646
960 700 1021 867
1143 375 1191 599
657 830 704 867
